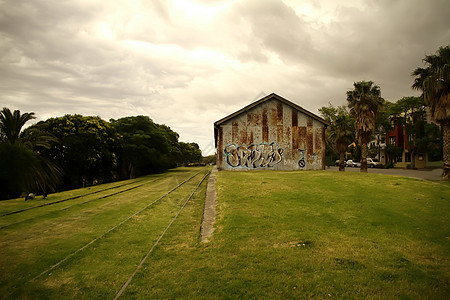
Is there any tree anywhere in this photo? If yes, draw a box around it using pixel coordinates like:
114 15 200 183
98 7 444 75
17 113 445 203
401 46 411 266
319 104 354 171
202 154 217 165
0 142 38 199
0 108 35 143
178 142 202 166
372 101 393 163
384 144 403 168
418 123 443 162
21 123 62 196
318 104 340 165
346 81 384 172
395 96 426 169
0 108 61 199
111 116 174 178
111 116 203 177
412 45 450 180
332 111 355 171
41 115 120 188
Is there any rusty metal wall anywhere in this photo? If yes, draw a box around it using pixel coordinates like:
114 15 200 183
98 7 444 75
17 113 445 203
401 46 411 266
217 99 326 171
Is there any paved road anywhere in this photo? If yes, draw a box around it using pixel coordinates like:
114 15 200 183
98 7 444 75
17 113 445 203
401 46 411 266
326 166 443 181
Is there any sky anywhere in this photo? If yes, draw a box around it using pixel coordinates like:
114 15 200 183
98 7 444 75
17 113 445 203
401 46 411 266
1 0 449 155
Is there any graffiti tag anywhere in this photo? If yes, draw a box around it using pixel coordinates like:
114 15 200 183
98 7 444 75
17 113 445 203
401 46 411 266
298 149 306 168
224 143 284 168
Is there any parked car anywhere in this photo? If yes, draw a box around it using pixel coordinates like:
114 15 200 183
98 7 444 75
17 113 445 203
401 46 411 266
353 161 361 168
345 160 361 167
334 159 345 166
367 158 382 168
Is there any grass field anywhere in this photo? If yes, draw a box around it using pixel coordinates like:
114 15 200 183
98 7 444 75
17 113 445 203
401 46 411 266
0 168 449 299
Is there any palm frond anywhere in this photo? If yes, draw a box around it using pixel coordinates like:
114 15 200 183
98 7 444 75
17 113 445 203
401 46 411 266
412 45 450 122
0 108 36 143
346 81 383 141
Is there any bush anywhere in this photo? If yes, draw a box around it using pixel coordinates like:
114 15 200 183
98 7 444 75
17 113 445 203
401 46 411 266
0 143 38 199
385 162 394 169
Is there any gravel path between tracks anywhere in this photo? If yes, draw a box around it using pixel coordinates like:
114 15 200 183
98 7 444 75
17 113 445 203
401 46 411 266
200 167 217 243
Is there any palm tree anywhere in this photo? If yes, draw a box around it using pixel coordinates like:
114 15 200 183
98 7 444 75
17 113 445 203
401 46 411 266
346 81 384 172
0 108 35 143
412 45 450 180
0 108 61 198
21 123 62 195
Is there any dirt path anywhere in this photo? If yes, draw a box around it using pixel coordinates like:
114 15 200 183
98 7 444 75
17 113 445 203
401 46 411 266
200 167 217 243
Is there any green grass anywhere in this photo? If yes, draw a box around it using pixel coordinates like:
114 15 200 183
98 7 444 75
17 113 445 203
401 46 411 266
0 169 449 299
0 167 208 298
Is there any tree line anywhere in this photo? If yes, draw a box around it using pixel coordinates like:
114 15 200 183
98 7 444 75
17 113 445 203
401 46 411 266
319 45 449 180
0 113 202 200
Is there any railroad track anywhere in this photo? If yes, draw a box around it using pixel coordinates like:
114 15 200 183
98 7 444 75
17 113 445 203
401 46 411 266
0 182 144 230
0 178 147 217
2 168 210 299
0 171 198 230
114 171 210 299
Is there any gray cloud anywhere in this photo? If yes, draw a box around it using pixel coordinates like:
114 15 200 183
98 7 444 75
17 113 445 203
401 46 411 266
233 0 312 63
0 0 449 154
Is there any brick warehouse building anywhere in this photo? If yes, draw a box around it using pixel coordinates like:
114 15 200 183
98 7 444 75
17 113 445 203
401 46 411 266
214 93 330 171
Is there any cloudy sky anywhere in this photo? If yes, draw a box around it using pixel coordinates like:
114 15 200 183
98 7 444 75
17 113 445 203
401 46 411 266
1 0 449 155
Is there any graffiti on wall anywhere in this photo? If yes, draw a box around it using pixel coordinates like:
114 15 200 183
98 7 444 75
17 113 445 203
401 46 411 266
298 149 306 168
298 149 318 169
224 142 284 168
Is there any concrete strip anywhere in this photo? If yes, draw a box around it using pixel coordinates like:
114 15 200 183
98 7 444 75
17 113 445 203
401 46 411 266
200 167 218 243
326 166 443 181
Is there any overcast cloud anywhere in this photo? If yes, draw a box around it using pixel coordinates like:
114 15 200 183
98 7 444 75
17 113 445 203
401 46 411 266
1 0 449 154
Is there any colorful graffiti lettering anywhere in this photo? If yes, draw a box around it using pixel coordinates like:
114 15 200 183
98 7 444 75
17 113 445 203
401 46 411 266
224 143 284 168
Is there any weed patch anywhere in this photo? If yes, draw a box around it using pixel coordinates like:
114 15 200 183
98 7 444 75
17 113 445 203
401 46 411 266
333 258 367 269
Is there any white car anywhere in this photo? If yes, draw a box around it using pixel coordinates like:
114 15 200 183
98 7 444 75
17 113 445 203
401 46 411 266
367 158 382 168
345 160 361 167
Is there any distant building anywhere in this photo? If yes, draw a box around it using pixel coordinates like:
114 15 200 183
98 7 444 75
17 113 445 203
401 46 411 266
369 133 387 164
386 123 430 168
214 93 329 171
371 107 442 168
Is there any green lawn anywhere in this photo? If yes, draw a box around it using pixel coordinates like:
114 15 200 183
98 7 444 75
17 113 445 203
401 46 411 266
1 169 449 299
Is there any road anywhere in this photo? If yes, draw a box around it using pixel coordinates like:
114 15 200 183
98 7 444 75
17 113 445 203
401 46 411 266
326 166 443 181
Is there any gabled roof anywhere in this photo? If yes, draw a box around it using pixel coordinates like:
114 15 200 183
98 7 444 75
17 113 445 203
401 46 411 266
214 93 329 127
